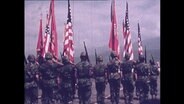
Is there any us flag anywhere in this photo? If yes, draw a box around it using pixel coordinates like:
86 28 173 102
137 22 143 56
123 2 134 60
63 0 74 63
108 0 120 59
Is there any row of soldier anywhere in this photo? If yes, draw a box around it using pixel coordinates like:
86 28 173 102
24 51 159 104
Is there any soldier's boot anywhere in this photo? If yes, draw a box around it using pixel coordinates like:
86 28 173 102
139 93 144 104
111 101 115 104
25 97 31 104
79 99 82 104
128 93 133 104
42 98 50 104
115 97 119 104
136 89 140 99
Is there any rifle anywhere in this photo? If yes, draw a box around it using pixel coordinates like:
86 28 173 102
144 46 147 63
151 54 155 63
83 41 90 63
95 49 97 64
24 55 27 64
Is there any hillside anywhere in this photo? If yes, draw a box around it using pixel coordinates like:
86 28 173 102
74 37 160 64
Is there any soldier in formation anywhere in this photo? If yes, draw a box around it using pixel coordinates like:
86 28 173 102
59 56 76 104
149 59 160 99
121 53 136 104
24 54 39 104
107 51 121 104
39 52 62 104
93 56 108 104
134 55 150 104
75 52 93 104
24 51 159 104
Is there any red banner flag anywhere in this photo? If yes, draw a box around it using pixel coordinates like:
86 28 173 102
108 0 120 59
49 0 58 59
36 14 44 57
42 0 58 59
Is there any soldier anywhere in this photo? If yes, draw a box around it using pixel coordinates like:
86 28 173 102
36 50 45 65
93 56 107 104
134 55 150 104
39 52 62 104
149 59 160 99
25 54 39 104
59 56 76 104
107 51 121 104
121 53 136 104
75 52 93 104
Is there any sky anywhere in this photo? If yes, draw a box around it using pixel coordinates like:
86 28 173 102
25 0 160 57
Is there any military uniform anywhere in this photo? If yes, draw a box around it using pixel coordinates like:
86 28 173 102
39 52 62 104
59 56 76 104
134 55 150 103
93 56 107 104
107 52 121 104
25 54 39 104
76 52 93 104
121 53 135 104
149 60 159 98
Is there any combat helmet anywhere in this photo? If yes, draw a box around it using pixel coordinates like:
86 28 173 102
110 51 117 58
62 56 70 64
97 55 103 62
125 53 130 60
139 54 145 62
80 52 86 60
27 54 35 62
45 52 53 60
149 59 155 65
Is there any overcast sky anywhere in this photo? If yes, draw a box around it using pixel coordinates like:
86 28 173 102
25 0 160 56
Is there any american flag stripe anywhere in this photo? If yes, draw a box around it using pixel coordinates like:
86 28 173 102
123 2 134 60
63 0 74 63
137 23 143 55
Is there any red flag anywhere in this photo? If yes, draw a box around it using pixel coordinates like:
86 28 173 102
63 0 74 63
123 2 134 60
137 22 143 56
49 0 58 59
42 24 51 57
108 0 120 59
42 0 58 59
36 14 44 57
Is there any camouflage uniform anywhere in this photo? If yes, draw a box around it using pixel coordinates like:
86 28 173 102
39 52 62 104
25 54 39 104
93 56 107 104
121 53 136 104
107 51 121 104
59 56 76 104
134 55 150 103
76 52 93 104
149 60 159 99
